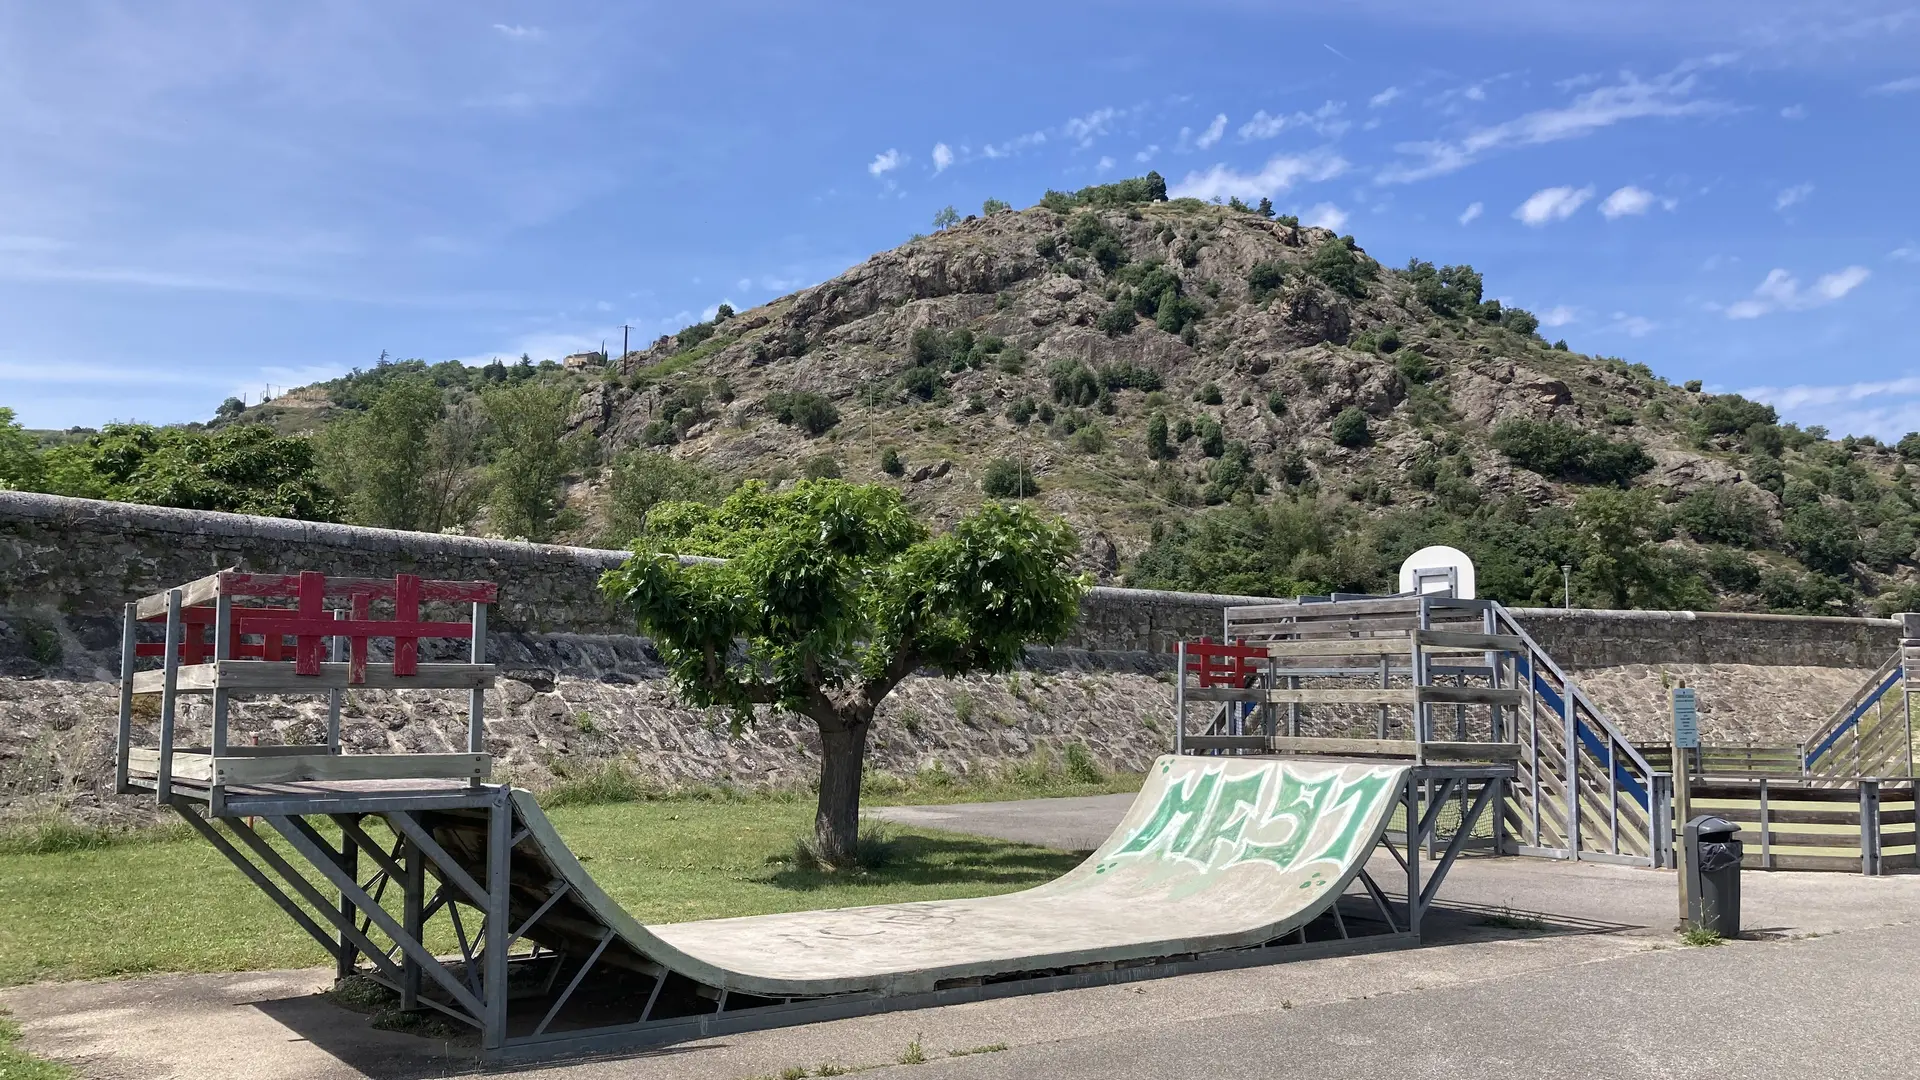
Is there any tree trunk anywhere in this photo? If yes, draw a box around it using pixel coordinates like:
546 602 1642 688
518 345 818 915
814 718 873 869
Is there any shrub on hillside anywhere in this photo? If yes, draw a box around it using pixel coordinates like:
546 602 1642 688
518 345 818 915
981 457 1038 497
1038 172 1168 212
1066 212 1129 272
1491 419 1652 486
765 391 840 435
1672 488 1766 547
1306 238 1374 299
1246 260 1287 300
1331 407 1371 447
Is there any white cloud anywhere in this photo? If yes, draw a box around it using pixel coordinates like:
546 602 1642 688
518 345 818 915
1379 62 1729 183
1304 202 1349 231
981 130 1046 159
1514 185 1595 226
1096 155 1116 172
931 142 954 173
1195 113 1227 149
492 23 542 38
1610 312 1656 337
1890 245 1919 263
1169 150 1349 201
868 149 905 177
1780 104 1808 119
1538 305 1578 327
1599 185 1656 219
1775 183 1813 211
1458 201 1483 225
1369 86 1402 108
1871 75 1920 94
1725 265 1871 319
1463 84 1487 102
1239 101 1348 141
1738 375 1920 441
1065 107 1120 148
1134 144 1160 163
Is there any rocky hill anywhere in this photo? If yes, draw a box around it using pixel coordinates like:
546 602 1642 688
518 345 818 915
10 176 1917 615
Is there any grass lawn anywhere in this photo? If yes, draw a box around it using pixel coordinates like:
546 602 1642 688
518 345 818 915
0 1011 72 1079
0 785 1120 989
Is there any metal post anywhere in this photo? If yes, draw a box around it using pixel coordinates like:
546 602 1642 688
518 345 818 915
1376 654 1389 740
1410 630 1427 766
156 589 184 804
402 826 425 1010
1563 674 1580 860
483 790 513 1049
1173 641 1186 755
116 602 137 794
327 608 344 752
1286 673 1300 738
1860 779 1881 876
1404 778 1421 939
1758 778 1771 870
468 601 487 786
211 590 233 756
337 822 360 980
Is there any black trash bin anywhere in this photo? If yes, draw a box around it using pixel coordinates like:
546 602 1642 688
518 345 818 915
1684 815 1743 936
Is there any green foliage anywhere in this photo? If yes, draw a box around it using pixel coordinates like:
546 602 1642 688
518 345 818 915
318 375 479 532
1394 351 1437 384
1784 503 1862 575
1898 432 1920 462
1096 298 1137 336
599 482 1088 865
602 450 725 548
1068 422 1107 454
36 422 336 519
1246 260 1287 300
480 380 584 540
1498 307 1541 336
1065 212 1129 273
1197 417 1226 457
1573 488 1711 609
0 407 43 490
1304 238 1375 299
981 458 1038 497
766 391 841 435
1671 488 1766 547
1037 172 1168 212
1330 407 1371 448
1403 259 1483 317
1096 362 1163 393
880 448 905 476
1046 360 1103 407
1267 390 1286 415
1690 394 1777 444
932 205 960 229
1146 413 1172 460
1196 382 1223 405
1491 419 1653 486
982 198 1011 215
1131 499 1375 597
804 455 843 480
1205 441 1265 503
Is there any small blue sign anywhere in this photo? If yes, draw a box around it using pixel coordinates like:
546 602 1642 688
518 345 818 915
1672 687 1699 749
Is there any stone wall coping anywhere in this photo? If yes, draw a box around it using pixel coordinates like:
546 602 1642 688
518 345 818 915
1509 606 1899 630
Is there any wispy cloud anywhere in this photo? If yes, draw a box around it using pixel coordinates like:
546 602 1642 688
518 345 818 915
1134 144 1159 163
1514 185 1594 226
1064 106 1121 148
1780 104 1808 119
931 142 953 174
981 130 1046 159
1870 75 1920 94
1096 155 1116 172
868 148 905 177
1369 86 1401 108
1238 101 1348 141
1458 201 1483 225
1169 150 1349 201
1599 185 1656 219
1195 113 1227 149
1304 202 1348 231
1379 61 1729 183
1891 244 1920 263
1539 305 1578 327
1724 266 1870 319
491 23 542 39
1609 312 1656 337
1738 375 1920 440
1774 183 1814 211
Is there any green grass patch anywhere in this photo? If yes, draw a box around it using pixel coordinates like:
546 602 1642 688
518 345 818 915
1680 926 1726 947
0 1010 72 1079
0 801 1085 988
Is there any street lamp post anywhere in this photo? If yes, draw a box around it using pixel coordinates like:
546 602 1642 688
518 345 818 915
1561 564 1572 609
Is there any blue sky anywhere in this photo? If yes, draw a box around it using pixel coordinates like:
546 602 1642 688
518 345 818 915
3 1 1917 437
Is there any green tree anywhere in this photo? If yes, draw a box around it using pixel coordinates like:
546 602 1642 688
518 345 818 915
480 381 582 540
36 422 336 519
601 449 724 547
932 205 960 229
0 407 44 490
599 481 1088 866
318 375 447 531
1330 407 1371 447
1146 412 1171 460
215 396 247 421
1306 239 1375 299
766 391 841 435
981 458 1038 497
982 198 1011 215
1572 488 1705 609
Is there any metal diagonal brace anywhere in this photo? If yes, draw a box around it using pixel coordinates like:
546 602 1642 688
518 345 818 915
170 804 336 954
1415 778 1462 843
535 928 615 1037
508 880 575 950
1352 869 1399 934
332 815 406 882
219 816 410 990
1416 779 1500 919
262 815 487 1019
386 811 491 909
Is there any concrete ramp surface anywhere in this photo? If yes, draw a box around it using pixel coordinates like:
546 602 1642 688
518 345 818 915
503 755 1410 998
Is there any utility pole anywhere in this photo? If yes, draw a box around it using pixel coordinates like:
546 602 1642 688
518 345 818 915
621 324 633 364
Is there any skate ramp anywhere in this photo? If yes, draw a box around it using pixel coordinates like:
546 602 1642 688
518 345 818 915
498 754 1410 998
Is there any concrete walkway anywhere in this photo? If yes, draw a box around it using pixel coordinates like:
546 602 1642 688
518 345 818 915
8 795 1920 1079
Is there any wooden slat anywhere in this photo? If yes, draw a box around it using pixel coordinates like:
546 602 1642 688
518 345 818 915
127 749 490 785
1416 685 1527 707
1689 805 1867 826
1180 735 1520 760
1264 637 1410 658
1182 686 1269 703
131 661 496 694
1741 852 1864 871
1691 783 1893 803
1412 630 1524 652
1263 688 1416 706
